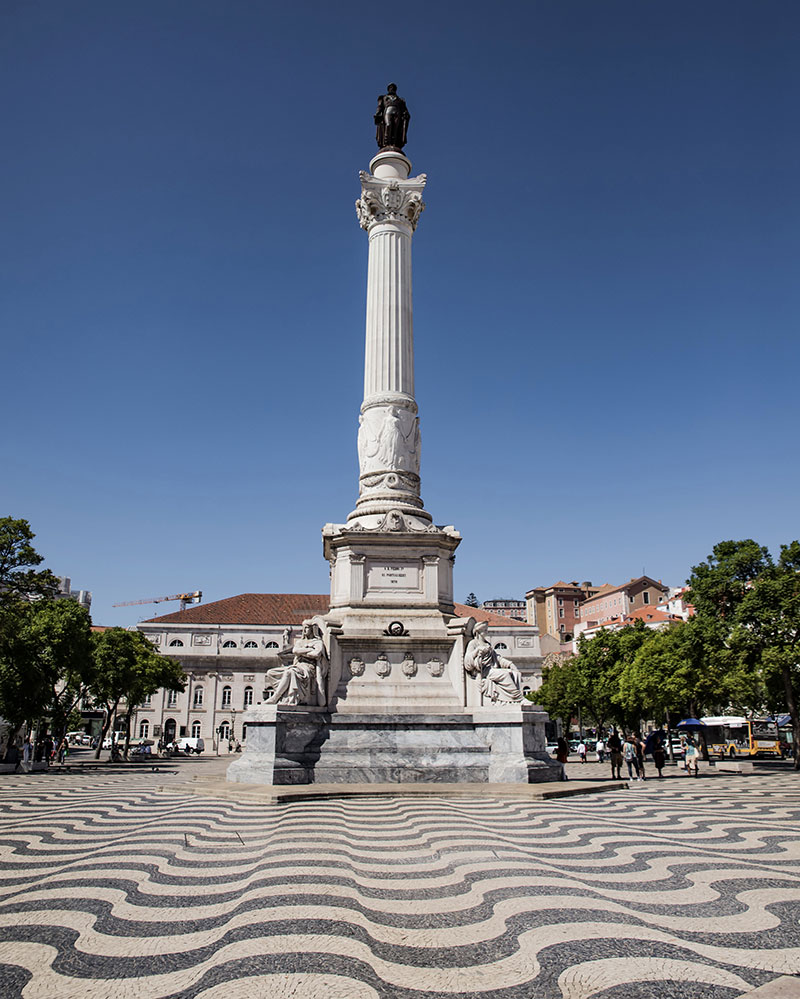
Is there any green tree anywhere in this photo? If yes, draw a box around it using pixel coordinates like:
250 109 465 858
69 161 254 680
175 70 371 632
90 629 185 758
734 541 800 770
0 517 58 604
535 653 579 731
619 617 730 753
686 539 772 620
0 598 94 741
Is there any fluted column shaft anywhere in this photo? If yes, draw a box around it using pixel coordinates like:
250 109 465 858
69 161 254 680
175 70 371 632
364 223 414 403
350 152 429 523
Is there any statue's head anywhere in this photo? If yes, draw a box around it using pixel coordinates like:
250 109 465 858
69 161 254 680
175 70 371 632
387 83 397 94
473 621 488 638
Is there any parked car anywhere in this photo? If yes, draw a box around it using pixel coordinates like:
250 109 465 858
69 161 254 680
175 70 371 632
177 738 205 755
66 731 90 745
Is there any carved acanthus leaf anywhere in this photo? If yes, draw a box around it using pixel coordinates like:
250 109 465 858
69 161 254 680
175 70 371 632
356 175 427 231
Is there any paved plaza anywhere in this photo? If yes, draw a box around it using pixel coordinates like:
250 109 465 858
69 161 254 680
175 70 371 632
0 761 798 998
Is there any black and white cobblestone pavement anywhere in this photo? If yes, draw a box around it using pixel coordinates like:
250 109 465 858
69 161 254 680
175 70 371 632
0 759 798 998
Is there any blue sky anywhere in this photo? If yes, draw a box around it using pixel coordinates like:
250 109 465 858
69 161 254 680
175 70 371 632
2 1 798 626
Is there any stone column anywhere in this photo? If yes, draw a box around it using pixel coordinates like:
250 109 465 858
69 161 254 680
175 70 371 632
351 150 430 524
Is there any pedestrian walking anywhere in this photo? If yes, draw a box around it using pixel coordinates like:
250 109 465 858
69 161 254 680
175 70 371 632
685 737 700 777
634 733 646 780
624 736 641 780
595 736 605 763
22 737 32 764
607 730 623 779
577 740 587 764
652 733 666 778
555 736 569 781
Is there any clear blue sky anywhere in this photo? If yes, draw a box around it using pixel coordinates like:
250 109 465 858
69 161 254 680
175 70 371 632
2 1 798 626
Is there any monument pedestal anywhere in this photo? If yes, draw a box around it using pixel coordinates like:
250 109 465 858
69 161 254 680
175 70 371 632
227 703 561 785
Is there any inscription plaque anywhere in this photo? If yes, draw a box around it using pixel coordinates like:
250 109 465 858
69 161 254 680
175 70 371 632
366 560 420 592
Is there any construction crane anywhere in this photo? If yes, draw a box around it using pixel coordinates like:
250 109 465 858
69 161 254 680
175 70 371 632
113 591 203 612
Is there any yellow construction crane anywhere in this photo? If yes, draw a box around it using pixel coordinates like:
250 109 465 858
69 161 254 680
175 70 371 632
113 591 203 612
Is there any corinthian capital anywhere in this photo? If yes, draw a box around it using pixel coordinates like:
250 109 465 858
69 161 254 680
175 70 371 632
355 171 427 232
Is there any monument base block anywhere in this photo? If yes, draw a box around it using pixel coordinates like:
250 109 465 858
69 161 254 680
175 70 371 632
226 704 563 785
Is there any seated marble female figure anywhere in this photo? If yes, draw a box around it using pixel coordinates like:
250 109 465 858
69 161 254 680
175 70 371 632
265 620 328 707
463 621 523 703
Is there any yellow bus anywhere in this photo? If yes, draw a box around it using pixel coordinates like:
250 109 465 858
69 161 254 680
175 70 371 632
701 716 782 759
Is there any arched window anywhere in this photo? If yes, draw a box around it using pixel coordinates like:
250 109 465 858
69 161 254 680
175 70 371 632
169 639 184 648
265 641 279 649
244 640 258 649
191 721 201 738
494 642 508 650
243 686 253 707
193 686 204 707
219 721 231 742
221 686 232 707
167 689 178 707
139 720 149 739
522 686 531 695
222 640 237 649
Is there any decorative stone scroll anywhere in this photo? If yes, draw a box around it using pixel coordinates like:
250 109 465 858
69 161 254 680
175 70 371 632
356 174 426 232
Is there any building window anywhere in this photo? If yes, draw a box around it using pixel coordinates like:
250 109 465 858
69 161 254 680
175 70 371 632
193 686 204 707
139 720 149 739
559 608 564 617
243 686 253 707
559 624 565 632
643 591 650 604
191 721 201 739
219 721 231 742
222 640 237 649
558 598 563 606
221 686 232 707
265 641 279 649
494 642 508 650
167 690 178 707
244 640 258 649
169 639 184 648
142 694 152 706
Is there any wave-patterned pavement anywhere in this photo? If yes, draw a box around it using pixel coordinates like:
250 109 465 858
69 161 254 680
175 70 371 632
0 767 799 998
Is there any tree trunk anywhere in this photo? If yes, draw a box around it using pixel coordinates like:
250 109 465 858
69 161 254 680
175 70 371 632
123 712 132 759
94 702 117 759
781 663 800 772
665 708 674 761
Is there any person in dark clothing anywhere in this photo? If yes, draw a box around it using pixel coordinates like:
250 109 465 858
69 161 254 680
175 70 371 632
607 730 623 779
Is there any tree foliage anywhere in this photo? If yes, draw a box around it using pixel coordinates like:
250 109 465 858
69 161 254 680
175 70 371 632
464 593 480 608
91 628 185 756
0 598 93 737
0 517 58 604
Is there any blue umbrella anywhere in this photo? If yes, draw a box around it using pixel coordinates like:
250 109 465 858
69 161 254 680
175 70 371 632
676 718 705 728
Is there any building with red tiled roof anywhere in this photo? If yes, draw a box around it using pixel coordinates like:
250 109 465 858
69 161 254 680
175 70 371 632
574 606 684 646
575 575 669 640
525 580 601 643
133 593 544 750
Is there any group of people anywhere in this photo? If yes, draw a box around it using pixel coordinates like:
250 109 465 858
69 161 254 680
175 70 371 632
554 729 702 781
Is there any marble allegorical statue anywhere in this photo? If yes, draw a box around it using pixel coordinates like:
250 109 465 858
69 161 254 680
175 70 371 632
464 621 523 703
266 620 329 707
375 83 410 151
357 407 419 476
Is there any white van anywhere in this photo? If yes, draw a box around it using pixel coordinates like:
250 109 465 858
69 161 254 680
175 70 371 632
177 737 205 755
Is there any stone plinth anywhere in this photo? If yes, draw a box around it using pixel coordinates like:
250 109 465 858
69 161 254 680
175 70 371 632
226 703 562 785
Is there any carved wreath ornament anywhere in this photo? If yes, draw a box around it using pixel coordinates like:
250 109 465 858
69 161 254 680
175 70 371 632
356 173 426 231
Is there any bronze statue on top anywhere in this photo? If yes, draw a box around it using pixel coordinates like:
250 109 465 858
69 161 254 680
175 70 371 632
375 83 410 151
